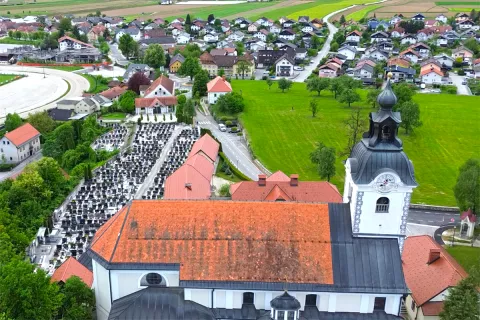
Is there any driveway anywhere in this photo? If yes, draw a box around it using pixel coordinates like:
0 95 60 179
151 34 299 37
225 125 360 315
195 111 263 180
108 43 129 66
450 74 472 95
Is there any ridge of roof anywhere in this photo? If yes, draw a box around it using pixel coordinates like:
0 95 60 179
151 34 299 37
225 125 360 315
109 203 133 263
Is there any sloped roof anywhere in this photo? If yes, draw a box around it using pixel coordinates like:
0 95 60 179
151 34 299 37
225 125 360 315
4 123 40 147
267 170 290 181
169 53 185 66
51 257 93 287
163 162 212 200
100 86 127 100
402 235 468 306
207 76 232 93
188 133 220 162
58 35 93 48
143 75 174 97
135 97 178 108
460 208 477 222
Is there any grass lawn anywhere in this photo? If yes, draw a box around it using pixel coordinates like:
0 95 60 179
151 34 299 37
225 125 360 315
81 74 108 94
346 4 382 21
445 246 480 272
233 80 480 206
101 112 126 120
0 37 41 46
436 1 480 5
448 7 480 12
0 74 17 84
46 66 84 72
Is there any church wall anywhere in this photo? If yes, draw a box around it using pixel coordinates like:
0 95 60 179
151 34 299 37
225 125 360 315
93 260 111 320
336 294 361 312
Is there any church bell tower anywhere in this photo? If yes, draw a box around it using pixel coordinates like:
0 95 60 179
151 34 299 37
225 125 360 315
343 74 418 251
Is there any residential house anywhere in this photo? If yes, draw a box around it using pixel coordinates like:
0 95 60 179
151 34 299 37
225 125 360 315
367 18 379 30
256 17 273 27
143 28 166 39
354 59 376 79
203 32 218 43
318 63 340 78
176 32 191 44
274 54 294 77
301 23 314 33
400 35 417 45
282 19 296 28
416 28 434 42
403 236 468 320
115 27 141 42
452 46 473 62
420 63 444 84
371 31 389 43
199 51 217 76
400 48 421 64
436 14 448 24
457 19 474 30
278 29 295 41
230 171 342 202
257 47 295 68
295 48 307 61
411 42 430 58
207 76 232 104
455 12 470 22
100 86 127 101
424 20 439 28
87 25 106 42
51 257 93 287
254 30 268 42
384 65 416 82
233 55 255 79
123 64 151 83
58 35 94 51
434 53 454 69
138 36 176 49
387 57 411 68
366 47 389 61
411 13 425 21
390 15 402 25
247 22 259 33
436 35 448 47
338 45 356 60
228 31 244 42
47 108 75 122
134 96 177 115
169 53 185 73
143 75 175 98
390 27 405 38
298 16 309 24
269 24 281 34
0 123 40 164
311 18 323 28
346 30 361 42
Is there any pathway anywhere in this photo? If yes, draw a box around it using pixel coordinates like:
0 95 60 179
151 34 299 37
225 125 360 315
0 151 42 182
134 125 184 199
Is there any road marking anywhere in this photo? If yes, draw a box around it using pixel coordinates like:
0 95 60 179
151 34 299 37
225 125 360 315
407 223 438 227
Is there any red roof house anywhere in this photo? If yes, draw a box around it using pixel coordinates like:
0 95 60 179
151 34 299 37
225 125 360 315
230 171 342 202
188 133 220 162
4 123 40 147
100 86 127 100
207 76 232 93
143 75 175 98
51 257 93 287
402 235 468 318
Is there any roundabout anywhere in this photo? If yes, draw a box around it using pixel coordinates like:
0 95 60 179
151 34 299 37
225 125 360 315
0 65 90 122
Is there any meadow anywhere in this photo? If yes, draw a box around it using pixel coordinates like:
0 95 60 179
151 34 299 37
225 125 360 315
445 246 480 272
233 80 480 206
346 4 382 21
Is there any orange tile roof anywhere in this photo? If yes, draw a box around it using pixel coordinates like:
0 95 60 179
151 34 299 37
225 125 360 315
188 134 220 162
402 235 468 306
51 257 93 287
100 86 126 100
90 200 334 284
143 75 174 97
267 170 290 182
163 164 212 200
420 64 444 77
422 301 445 316
207 76 232 93
388 57 411 68
4 123 40 147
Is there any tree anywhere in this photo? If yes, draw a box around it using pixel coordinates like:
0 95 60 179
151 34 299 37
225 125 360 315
177 57 200 80
453 158 480 213
236 61 250 79
182 99 195 124
175 94 187 123
398 101 422 134
58 18 72 33
207 14 215 24
217 68 225 77
0 259 63 320
193 69 209 97
27 111 56 135
72 25 81 40
143 44 166 69
342 106 366 156
127 72 150 95
393 83 416 107
339 15 346 24
310 142 336 181
185 13 191 25
330 42 339 52
309 99 318 117
216 92 245 114
278 78 292 93
118 34 136 59
266 78 273 90
367 88 381 108
338 88 360 107
307 77 330 96
118 90 137 113
4 113 22 132
330 77 342 98
311 34 322 49
235 41 245 55
440 272 480 320
57 276 95 320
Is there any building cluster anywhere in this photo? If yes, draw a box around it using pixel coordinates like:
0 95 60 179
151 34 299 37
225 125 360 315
319 12 480 84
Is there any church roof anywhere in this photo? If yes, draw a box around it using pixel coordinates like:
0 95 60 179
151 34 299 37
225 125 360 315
88 201 407 294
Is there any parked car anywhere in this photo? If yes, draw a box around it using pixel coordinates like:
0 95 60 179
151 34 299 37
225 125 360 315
218 124 227 132
293 66 304 71
462 80 467 85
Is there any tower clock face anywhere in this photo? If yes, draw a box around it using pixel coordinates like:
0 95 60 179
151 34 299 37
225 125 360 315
375 174 397 192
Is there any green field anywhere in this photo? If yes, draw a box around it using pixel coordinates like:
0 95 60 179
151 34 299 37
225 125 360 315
46 66 84 72
0 74 16 85
280 0 380 20
101 112 126 120
448 7 480 12
81 74 108 94
446 246 480 272
0 37 41 46
436 1 480 5
346 4 382 21
233 80 480 206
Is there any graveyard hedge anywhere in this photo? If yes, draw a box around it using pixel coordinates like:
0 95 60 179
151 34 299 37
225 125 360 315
219 152 251 181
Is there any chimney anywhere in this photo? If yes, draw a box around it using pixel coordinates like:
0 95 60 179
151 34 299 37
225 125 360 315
185 183 192 190
222 75 226 81
290 174 299 186
427 248 441 264
258 174 266 186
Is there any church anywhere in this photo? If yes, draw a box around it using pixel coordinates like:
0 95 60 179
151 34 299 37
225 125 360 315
86 75 417 320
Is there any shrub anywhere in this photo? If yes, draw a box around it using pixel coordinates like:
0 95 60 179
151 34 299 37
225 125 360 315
163 114 166 121
219 184 231 197
220 116 228 122
219 152 251 181
225 120 233 126
458 69 466 76
262 76 268 80
237 132 243 136
0 164 15 172
231 126 237 131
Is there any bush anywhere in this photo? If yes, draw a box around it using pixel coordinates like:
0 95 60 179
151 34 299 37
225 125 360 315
219 184 231 197
231 126 237 132
458 69 466 76
219 152 251 181
225 120 233 126
262 76 268 80
0 163 15 172
440 85 457 94
237 132 243 136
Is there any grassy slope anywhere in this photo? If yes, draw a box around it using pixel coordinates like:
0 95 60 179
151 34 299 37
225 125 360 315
445 246 480 272
234 80 480 206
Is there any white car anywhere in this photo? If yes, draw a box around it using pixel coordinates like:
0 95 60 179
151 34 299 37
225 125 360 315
293 66 304 71
218 124 227 132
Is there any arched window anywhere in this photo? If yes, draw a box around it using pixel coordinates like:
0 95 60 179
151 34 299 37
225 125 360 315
376 197 390 213
140 273 166 287
381 125 391 140
243 292 254 304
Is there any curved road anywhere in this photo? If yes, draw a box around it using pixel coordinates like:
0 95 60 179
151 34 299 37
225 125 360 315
0 65 89 121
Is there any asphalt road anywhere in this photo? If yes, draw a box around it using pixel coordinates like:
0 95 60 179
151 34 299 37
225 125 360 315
407 209 460 226
450 74 472 95
195 111 263 180
0 65 89 121
108 43 129 66
0 151 42 181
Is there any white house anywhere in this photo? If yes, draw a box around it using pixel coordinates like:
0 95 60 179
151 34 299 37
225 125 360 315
228 31 245 42
367 48 389 61
390 16 402 25
434 53 454 69
318 63 340 78
254 31 267 42
436 35 448 47
436 14 448 24
0 123 41 164
207 76 232 104
390 28 405 38
247 23 259 33
400 49 421 64
371 31 389 43
203 33 218 43
457 19 474 30
115 28 141 42
176 32 191 44
338 45 356 60
346 30 361 43
269 24 281 34
421 67 443 84
400 35 417 45
274 54 294 77
411 13 425 21
301 24 314 33
278 29 295 41
143 75 175 98
58 35 94 51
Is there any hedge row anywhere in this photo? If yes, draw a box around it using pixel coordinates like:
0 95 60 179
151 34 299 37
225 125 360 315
219 152 251 181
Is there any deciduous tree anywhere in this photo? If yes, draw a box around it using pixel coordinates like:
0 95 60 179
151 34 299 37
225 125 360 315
453 158 480 213
367 88 381 108
216 92 245 114
118 90 137 113
143 44 166 69
193 69 209 97
310 142 336 181
398 101 422 134
338 88 360 107
127 72 150 95
393 82 416 107
309 99 318 117
278 78 292 93
440 271 480 320
177 57 200 80
27 111 56 135
4 113 22 132
266 78 273 90
306 77 330 96
236 60 250 79
118 34 137 59
342 106 366 156
57 276 95 320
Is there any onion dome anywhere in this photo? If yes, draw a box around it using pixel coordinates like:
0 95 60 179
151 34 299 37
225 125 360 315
270 291 301 311
377 72 398 110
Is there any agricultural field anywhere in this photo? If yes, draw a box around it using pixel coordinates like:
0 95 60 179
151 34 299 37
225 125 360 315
233 80 480 206
345 4 382 21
